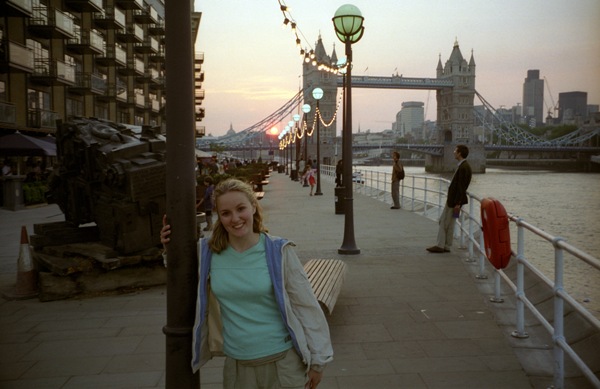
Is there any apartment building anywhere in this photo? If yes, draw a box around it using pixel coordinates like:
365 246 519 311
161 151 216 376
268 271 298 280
0 0 204 136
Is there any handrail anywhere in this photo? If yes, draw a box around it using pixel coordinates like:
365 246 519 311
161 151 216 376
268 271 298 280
320 164 600 388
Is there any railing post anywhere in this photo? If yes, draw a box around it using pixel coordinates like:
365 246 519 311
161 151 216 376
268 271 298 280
465 199 476 262
490 271 504 302
511 220 529 339
475 231 488 279
411 175 416 212
553 237 566 389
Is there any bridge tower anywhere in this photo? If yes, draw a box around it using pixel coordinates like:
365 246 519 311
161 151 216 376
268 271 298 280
428 40 485 173
302 35 339 164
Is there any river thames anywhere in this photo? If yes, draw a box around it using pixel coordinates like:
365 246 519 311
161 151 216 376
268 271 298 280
358 165 600 317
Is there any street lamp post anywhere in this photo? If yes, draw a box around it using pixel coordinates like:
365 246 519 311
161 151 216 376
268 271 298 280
312 87 324 195
333 4 364 255
291 117 298 174
301 104 311 181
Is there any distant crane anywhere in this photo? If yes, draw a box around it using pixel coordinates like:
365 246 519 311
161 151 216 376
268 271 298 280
544 76 559 122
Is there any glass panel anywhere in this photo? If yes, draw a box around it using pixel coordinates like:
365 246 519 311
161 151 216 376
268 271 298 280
9 42 34 69
134 24 144 40
8 0 33 13
150 37 159 52
115 45 127 64
0 102 17 125
90 30 104 53
56 60 76 83
134 58 144 73
54 8 75 36
115 7 126 27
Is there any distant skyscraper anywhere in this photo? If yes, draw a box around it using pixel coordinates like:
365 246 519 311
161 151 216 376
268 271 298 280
558 91 588 123
522 70 544 127
398 101 424 139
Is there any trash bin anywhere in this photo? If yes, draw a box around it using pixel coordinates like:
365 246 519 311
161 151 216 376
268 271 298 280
335 187 345 215
278 165 284 173
290 169 298 181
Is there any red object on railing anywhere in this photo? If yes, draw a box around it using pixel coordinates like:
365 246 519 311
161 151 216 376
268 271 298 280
481 197 512 269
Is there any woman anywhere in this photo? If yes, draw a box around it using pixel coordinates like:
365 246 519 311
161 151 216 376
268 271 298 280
302 164 316 196
161 179 332 389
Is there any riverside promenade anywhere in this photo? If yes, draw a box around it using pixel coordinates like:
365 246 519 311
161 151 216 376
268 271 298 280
0 171 535 389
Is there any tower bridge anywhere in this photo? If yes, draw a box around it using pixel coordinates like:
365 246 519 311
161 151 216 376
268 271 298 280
203 39 599 172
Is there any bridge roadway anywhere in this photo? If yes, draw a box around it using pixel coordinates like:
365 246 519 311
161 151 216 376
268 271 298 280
1 173 565 388
336 75 454 90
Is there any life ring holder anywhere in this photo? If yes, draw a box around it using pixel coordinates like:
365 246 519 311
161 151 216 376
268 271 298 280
480 197 512 269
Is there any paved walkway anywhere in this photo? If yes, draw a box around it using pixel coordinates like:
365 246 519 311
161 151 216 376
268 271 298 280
0 171 535 388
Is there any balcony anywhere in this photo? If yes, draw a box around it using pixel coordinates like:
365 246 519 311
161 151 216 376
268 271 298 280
30 58 76 86
115 0 143 11
28 6 76 39
118 57 144 76
28 108 60 130
0 102 17 127
148 47 165 64
148 21 165 36
94 7 126 30
64 0 102 13
96 44 127 67
95 80 127 103
130 92 145 108
137 67 160 83
133 5 158 24
194 89 205 103
66 29 105 55
69 72 107 95
146 99 160 113
117 24 144 44
134 36 159 54
1 41 34 73
194 52 204 65
195 70 205 83
1 0 33 17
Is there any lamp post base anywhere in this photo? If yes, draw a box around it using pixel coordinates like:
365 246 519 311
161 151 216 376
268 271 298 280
338 247 360 255
314 192 323 196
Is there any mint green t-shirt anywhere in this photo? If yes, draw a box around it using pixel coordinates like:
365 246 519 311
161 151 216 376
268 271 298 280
210 235 292 360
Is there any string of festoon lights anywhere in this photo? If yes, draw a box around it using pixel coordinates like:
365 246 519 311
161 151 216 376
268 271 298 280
278 91 343 150
276 0 347 150
277 0 347 74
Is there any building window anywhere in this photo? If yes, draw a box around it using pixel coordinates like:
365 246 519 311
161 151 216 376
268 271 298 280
66 97 83 117
28 89 51 110
96 103 108 120
118 110 129 123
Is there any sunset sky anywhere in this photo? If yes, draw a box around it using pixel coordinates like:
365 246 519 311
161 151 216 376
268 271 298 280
193 0 600 137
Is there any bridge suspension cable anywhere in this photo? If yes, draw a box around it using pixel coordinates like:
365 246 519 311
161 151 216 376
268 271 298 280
205 88 306 146
474 91 600 147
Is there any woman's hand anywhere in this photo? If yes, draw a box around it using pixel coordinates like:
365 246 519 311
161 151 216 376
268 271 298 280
305 369 322 389
160 214 171 250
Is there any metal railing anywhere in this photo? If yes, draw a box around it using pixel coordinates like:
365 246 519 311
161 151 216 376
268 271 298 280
320 164 600 388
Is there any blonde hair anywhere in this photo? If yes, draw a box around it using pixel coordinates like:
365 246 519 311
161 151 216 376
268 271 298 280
208 178 267 253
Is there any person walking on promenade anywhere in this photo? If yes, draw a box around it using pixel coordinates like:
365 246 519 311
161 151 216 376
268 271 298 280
303 163 316 196
390 151 404 209
160 179 333 388
335 159 343 187
196 176 215 231
427 144 472 253
298 157 306 185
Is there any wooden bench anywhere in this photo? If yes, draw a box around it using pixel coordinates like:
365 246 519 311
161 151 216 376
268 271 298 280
254 191 265 200
303 259 347 315
253 180 269 192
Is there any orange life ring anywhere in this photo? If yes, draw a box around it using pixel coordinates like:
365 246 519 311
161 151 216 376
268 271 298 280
480 197 512 269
